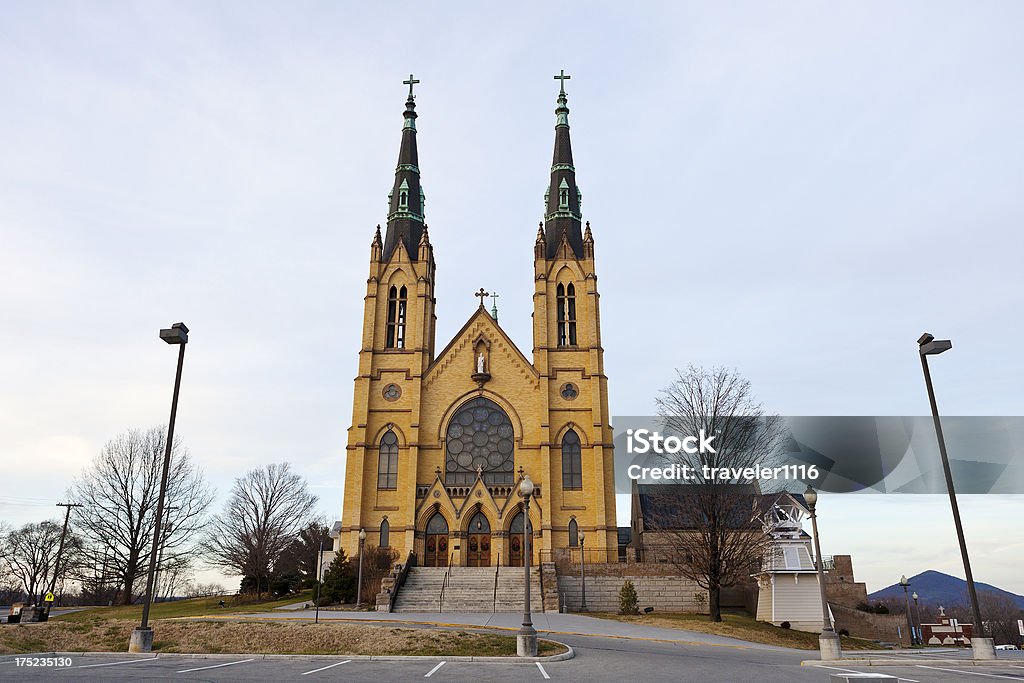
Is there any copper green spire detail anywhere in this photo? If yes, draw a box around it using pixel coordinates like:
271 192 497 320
543 70 584 259
383 75 426 261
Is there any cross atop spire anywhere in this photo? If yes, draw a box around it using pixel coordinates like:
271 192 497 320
554 69 571 94
403 74 420 98
475 288 490 308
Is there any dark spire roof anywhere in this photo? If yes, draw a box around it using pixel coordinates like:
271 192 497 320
382 76 426 261
543 72 584 259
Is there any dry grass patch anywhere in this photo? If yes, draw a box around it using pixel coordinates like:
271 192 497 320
594 611 884 651
0 620 566 657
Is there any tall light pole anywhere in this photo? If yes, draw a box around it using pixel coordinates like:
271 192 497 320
355 529 366 609
130 322 188 654
152 506 177 604
315 535 324 623
912 591 920 644
579 531 587 612
917 332 994 660
804 484 841 660
900 575 915 646
517 474 538 657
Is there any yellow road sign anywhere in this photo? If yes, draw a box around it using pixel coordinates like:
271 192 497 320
44 592 55 602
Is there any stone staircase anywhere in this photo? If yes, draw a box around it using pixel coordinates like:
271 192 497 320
392 566 544 613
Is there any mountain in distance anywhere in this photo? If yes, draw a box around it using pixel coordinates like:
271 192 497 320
869 570 1024 610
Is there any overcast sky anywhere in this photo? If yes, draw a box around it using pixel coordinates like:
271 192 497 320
2 2 1022 596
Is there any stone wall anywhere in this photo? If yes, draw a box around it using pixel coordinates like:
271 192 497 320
831 603 911 646
558 575 705 613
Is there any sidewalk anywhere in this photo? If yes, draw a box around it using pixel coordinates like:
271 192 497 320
221 609 789 651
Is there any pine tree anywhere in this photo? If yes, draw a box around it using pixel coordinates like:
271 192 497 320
619 579 639 615
319 548 356 606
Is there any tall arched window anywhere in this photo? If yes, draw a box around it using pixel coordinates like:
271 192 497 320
379 518 390 547
561 429 582 489
568 518 579 547
377 430 398 489
386 285 407 349
556 283 576 347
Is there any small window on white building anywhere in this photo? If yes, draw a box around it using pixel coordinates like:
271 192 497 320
783 546 801 570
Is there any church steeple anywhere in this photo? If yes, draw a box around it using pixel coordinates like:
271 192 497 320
543 70 584 259
383 75 426 261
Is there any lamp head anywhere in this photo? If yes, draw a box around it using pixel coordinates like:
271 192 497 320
579 531 585 544
160 322 189 345
918 332 952 356
519 475 535 497
803 484 817 510
912 591 918 600
358 528 366 541
900 574 909 586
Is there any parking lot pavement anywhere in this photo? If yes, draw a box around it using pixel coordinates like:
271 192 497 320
0 655 564 682
2 640 1023 681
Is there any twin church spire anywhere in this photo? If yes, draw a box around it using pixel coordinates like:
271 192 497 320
382 75 427 262
380 71 586 262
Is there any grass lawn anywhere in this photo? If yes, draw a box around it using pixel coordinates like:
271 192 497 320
0 619 567 657
594 609 884 650
55 590 317 623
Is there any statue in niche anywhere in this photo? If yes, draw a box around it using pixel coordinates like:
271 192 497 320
477 352 486 374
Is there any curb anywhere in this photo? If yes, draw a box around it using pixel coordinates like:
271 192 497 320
802 658 1016 667
0 643 574 664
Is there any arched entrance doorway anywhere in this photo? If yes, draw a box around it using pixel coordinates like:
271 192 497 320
424 513 449 567
509 511 531 566
466 511 491 567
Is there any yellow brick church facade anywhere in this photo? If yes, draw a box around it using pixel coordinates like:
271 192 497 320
338 75 616 567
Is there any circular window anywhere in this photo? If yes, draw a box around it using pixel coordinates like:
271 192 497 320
445 397 515 485
382 383 402 401
560 383 579 400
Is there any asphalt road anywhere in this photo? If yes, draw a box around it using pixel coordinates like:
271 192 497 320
3 636 1024 682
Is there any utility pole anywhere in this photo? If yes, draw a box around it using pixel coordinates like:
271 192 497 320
48 502 83 611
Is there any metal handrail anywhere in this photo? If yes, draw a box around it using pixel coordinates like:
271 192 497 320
492 554 500 613
439 553 453 613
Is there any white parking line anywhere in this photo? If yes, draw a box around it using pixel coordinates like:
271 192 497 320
301 660 351 675
536 661 551 679
425 661 446 677
814 664 918 681
177 658 255 673
917 665 1024 680
71 658 159 669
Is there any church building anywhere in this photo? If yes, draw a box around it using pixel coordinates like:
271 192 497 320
338 73 617 568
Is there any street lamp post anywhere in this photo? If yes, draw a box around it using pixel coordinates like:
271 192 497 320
900 575 916 646
804 484 842 660
912 592 920 644
355 529 366 609
315 535 324 624
917 332 995 660
517 474 538 657
130 322 188 654
579 531 587 612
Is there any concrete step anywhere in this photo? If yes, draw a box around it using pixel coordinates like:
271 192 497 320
393 566 544 613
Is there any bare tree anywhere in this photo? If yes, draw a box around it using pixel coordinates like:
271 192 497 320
199 463 318 597
979 590 1024 647
1 520 83 604
68 427 215 604
646 365 786 621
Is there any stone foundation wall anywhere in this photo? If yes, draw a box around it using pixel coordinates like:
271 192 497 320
557 575 705 613
831 603 910 646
